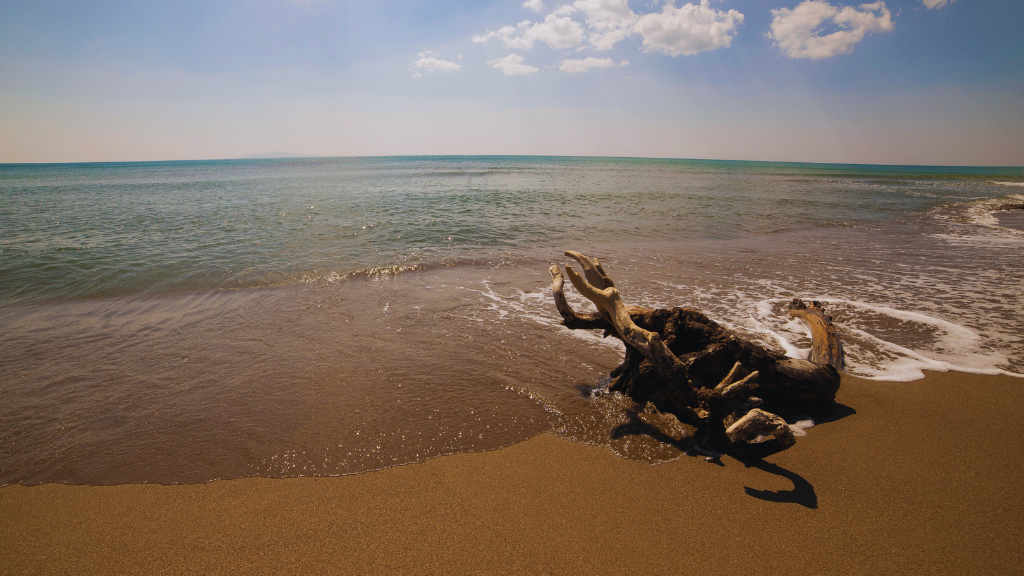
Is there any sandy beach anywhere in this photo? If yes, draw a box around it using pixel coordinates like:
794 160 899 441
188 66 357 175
4 0 1022 572
2 371 1022 575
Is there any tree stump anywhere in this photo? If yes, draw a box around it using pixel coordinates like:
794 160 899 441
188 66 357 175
549 251 843 459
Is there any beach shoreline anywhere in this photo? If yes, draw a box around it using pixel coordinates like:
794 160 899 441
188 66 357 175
2 371 1022 574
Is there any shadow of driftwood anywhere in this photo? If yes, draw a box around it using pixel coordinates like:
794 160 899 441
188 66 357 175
609 411 726 466
742 459 819 509
810 401 857 425
609 412 691 452
734 399 854 508
599 391 860 509
605 401 861 508
731 400 854 508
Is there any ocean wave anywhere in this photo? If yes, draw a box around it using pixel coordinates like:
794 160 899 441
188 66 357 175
928 192 1024 240
301 264 428 285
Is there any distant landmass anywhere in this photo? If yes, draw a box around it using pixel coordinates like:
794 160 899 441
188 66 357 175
240 152 319 159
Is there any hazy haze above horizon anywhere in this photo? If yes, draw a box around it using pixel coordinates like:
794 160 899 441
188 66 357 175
1 0 1021 165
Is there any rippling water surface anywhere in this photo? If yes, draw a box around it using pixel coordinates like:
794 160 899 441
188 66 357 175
2 156 1022 485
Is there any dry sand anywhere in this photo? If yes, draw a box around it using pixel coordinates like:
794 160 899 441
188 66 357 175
3 371 1023 575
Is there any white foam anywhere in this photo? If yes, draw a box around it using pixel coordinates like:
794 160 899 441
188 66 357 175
823 298 979 340
927 233 1024 247
929 192 1024 242
751 297 1023 382
788 418 814 437
457 280 625 352
843 327 1022 381
746 309 810 360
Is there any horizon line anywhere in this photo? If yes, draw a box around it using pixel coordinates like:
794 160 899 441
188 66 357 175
1 154 1023 170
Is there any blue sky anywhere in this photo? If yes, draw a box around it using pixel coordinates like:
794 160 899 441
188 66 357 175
1 0 1021 164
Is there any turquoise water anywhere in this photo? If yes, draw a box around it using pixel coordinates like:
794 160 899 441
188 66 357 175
1 156 1022 485
4 156 1020 302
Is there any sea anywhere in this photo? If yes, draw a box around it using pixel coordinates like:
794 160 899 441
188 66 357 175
2 156 1022 486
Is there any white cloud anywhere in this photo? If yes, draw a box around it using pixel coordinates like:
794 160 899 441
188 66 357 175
633 0 744 56
768 1 894 59
559 57 617 72
412 52 461 73
523 0 545 12
487 54 540 75
531 13 586 48
473 22 528 46
574 0 637 50
921 0 953 8
476 0 743 59
473 13 584 49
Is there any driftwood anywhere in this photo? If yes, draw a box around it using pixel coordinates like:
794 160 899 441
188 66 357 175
550 251 843 459
788 299 844 370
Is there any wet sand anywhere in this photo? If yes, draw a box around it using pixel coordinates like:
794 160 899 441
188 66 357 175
2 371 1023 575
995 209 1024 232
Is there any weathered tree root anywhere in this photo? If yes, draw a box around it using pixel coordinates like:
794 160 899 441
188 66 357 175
550 251 843 460
788 299 844 370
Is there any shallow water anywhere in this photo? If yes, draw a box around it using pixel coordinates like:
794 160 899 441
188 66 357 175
1 157 1022 485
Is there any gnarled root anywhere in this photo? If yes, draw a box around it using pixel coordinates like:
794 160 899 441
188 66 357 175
549 251 843 460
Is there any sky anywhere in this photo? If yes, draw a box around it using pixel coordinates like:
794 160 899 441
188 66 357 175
1 0 1021 165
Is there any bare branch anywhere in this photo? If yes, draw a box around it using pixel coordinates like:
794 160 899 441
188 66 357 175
788 299 844 370
562 262 684 380
565 250 614 290
548 265 607 329
714 371 759 400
